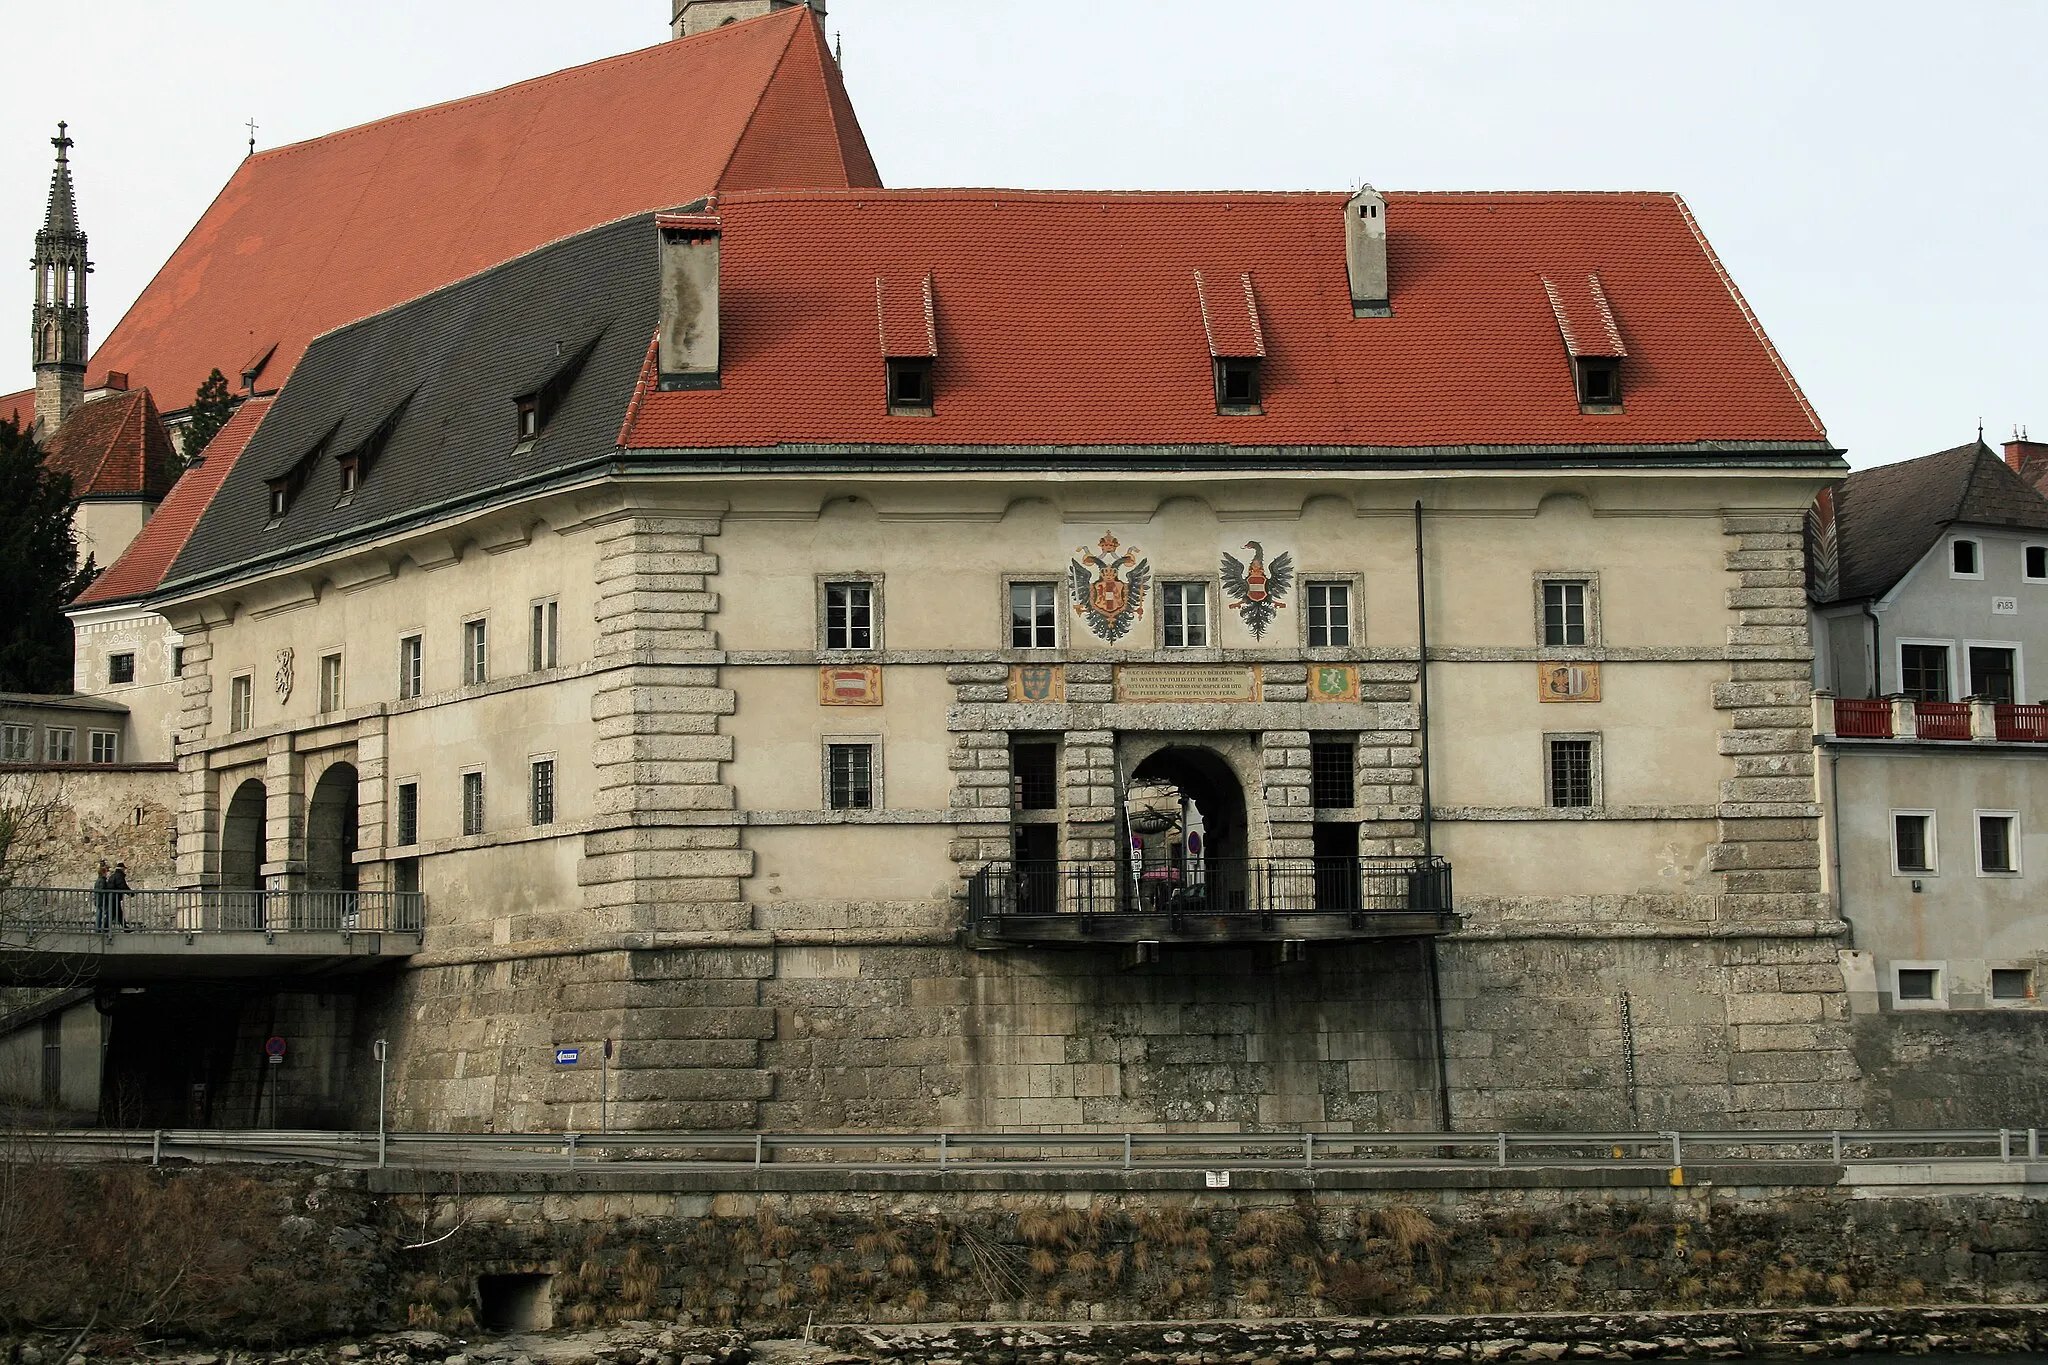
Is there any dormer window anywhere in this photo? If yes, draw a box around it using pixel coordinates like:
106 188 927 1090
512 335 600 449
887 358 934 416
337 456 360 501
1215 357 1262 415
1574 357 1622 412
268 483 289 520
516 397 540 442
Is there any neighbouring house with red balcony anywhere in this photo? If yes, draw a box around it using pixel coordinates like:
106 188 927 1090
1807 439 2048 1038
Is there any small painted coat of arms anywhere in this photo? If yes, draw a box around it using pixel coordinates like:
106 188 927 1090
1070 534 1151 643
1220 541 1294 639
1009 665 1065 703
1309 664 1360 703
819 665 883 706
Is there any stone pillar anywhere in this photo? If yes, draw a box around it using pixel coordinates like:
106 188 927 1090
173 629 218 888
1062 729 1119 862
262 736 304 887
1261 729 1313 859
354 715 390 894
1706 513 1823 917
581 514 750 934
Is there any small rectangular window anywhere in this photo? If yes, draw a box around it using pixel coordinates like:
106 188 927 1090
172 646 185 677
1012 741 1059 811
827 743 873 811
1214 357 1262 413
1311 737 1356 809
1968 646 2018 704
1993 968 2033 1001
2028 546 2048 582
530 758 556 827
337 457 360 497
1547 737 1594 808
461 771 485 837
1900 644 1951 702
1010 582 1058 649
1542 581 1588 647
1306 582 1352 647
1952 538 1981 577
230 674 253 732
1979 812 2019 875
1 725 31 762
42 728 75 764
1162 582 1209 648
464 619 489 686
1574 357 1622 409
824 582 875 651
318 652 344 713
1893 812 1934 873
89 730 119 764
108 653 135 685
396 781 419 847
1896 967 1939 1002
529 600 560 672
516 397 539 441
398 635 423 701
886 358 934 416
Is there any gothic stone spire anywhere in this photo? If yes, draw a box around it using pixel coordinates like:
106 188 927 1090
32 121 91 436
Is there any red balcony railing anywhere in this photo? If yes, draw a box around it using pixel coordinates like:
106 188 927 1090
1834 698 1893 738
1996 704 2048 743
1914 701 1973 740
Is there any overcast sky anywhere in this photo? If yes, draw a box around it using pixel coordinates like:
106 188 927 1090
2 1 2039 467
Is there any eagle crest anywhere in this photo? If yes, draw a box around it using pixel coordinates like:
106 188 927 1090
1220 541 1294 639
1071 533 1151 642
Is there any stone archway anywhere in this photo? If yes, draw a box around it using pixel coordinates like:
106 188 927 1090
306 762 359 893
220 779 266 890
1128 744 1252 913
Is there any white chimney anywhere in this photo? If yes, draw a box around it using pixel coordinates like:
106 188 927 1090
657 214 721 388
1345 185 1390 318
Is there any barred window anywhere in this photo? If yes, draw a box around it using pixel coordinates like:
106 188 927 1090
1013 742 1059 811
828 744 873 811
1547 737 1595 809
461 771 485 837
396 782 419 847
1306 582 1352 647
108 652 135 685
531 759 556 827
1310 737 1356 809
824 582 875 650
1010 582 1057 649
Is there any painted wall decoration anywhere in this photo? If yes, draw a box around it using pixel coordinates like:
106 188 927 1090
1220 541 1294 639
819 664 884 706
1538 661 1601 703
1309 664 1360 702
1009 664 1065 703
1070 533 1151 642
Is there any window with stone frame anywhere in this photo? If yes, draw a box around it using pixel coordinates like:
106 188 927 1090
1012 740 1060 811
395 781 419 847
464 618 489 686
1305 581 1353 647
1162 582 1209 648
1009 582 1058 649
530 758 557 827
1545 733 1599 809
827 743 874 810
318 652 344 713
108 652 135 685
398 635 424 701
1541 580 1589 647
823 580 879 651
530 600 560 672
229 674 253 732
1310 736 1356 808
461 770 486 837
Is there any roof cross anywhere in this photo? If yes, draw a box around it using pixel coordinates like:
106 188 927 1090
246 118 260 157
52 121 72 162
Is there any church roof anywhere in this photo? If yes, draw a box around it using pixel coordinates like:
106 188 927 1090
1819 441 2048 604
1 7 876 419
41 387 179 502
161 188 1839 597
618 189 1831 452
73 398 272 608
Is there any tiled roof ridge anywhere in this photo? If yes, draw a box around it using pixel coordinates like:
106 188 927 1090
704 187 1692 205
616 334 663 449
242 11 803 165
714 7 859 190
1672 193 1827 439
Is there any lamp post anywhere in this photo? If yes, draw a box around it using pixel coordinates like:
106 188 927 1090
372 1039 389 1167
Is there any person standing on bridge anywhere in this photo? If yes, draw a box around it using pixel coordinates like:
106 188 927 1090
92 860 112 931
107 862 131 930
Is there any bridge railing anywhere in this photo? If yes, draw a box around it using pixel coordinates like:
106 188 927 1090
0 886 425 935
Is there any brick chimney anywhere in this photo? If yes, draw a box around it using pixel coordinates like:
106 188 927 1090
2004 430 2048 490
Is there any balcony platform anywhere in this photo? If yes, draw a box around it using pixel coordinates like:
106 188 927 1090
969 857 1457 949
0 888 423 983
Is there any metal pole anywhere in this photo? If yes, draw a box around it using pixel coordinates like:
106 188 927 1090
374 1039 389 1169
1413 501 1434 858
601 1040 609 1135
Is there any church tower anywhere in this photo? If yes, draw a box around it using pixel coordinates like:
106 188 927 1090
672 0 823 39
31 122 90 438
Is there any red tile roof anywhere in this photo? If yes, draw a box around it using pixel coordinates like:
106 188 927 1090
619 189 1829 451
72 398 272 606
1195 271 1266 359
42 388 179 500
875 275 937 358
22 8 877 422
1543 273 1627 358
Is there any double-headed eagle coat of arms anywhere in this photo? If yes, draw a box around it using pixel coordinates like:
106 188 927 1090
1221 541 1294 639
1070 534 1151 642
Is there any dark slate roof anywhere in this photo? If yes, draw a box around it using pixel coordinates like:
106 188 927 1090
1827 441 2048 603
165 214 659 591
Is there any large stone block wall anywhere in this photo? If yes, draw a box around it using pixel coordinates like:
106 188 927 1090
5 764 178 888
1854 1010 2048 1129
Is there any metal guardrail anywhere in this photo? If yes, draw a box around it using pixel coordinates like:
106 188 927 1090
0 886 425 935
12 1126 2047 1173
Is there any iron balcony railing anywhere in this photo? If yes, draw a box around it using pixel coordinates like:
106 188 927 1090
970 856 1454 944
0 886 425 936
